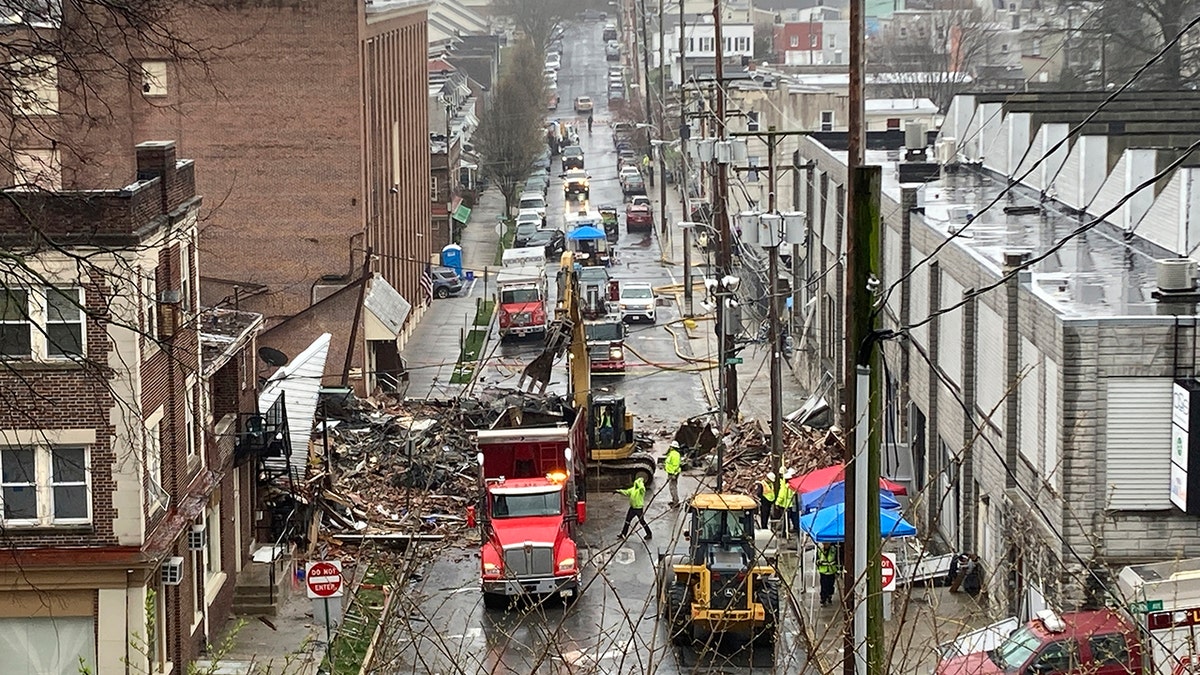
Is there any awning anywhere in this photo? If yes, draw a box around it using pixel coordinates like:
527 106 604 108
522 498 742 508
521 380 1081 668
452 203 472 223
364 274 412 340
258 333 332 482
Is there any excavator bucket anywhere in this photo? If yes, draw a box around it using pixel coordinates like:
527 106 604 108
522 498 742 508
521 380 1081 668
674 420 718 459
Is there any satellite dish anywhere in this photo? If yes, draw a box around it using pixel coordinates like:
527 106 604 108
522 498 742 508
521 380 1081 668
258 347 289 367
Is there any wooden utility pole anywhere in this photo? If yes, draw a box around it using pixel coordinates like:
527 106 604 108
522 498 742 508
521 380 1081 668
713 0 738 420
679 0 693 316
842 0 882 673
657 0 668 244
638 0 653 130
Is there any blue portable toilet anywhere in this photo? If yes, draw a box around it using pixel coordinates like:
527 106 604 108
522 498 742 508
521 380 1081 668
440 244 463 278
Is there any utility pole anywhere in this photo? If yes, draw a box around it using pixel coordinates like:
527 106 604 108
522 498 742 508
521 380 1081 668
638 0 653 130
657 0 668 245
679 0 693 316
713 0 738 420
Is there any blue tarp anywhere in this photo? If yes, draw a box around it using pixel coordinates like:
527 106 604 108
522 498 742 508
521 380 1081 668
801 481 900 513
799 503 917 543
567 225 606 240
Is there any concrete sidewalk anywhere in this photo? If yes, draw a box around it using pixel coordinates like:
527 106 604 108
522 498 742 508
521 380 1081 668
402 188 505 399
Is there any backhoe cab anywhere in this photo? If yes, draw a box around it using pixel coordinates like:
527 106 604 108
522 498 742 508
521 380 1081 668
658 494 779 646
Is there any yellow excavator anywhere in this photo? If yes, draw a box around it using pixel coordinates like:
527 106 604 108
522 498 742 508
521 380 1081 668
658 493 780 646
519 253 656 489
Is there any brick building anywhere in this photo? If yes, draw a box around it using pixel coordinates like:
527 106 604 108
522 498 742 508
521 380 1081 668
0 141 262 673
8 0 432 393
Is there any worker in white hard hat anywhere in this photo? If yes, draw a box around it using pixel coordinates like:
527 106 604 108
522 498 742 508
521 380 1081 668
755 472 776 529
664 442 683 506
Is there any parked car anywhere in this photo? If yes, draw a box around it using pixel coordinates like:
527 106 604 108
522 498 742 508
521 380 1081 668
607 86 625 102
547 90 560 110
629 195 651 208
625 203 653 232
432 266 464 299
605 40 620 60
574 96 594 114
603 23 617 41
516 210 543 233
622 173 646 197
524 174 549 196
561 145 585 171
545 52 561 71
528 227 566 257
608 72 623 89
514 220 540 248
518 191 547 219
619 282 656 323
578 8 606 20
618 165 641 185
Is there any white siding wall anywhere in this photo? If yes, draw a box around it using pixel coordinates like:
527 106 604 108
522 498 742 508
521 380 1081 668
1137 170 1184 255
1040 123 1070 191
1052 141 1082 209
1006 112 1031 178
1079 135 1109 208
1104 377 1172 510
939 275 965 385
1019 337 1040 468
981 107 1009 176
1125 148 1158 231
1016 125 1047 191
884 224 902 319
1044 356 1060 490
1089 152 1129 224
910 254 929 348
976 304 1006 427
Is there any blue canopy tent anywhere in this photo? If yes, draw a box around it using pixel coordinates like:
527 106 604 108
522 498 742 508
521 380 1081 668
567 225 606 240
799 504 917 543
801 481 901 513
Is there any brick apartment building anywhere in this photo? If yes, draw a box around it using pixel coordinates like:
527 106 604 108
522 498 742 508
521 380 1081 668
11 0 433 394
0 141 260 673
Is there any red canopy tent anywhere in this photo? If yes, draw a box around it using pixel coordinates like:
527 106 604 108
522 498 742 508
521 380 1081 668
787 463 908 496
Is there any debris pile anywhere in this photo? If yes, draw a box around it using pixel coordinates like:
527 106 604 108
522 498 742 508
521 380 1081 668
678 419 845 491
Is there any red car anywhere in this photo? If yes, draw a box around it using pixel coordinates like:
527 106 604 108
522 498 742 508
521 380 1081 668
626 204 653 233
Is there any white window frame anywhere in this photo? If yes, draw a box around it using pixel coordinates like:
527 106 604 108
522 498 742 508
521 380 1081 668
820 110 834 132
185 376 198 462
46 286 83 359
790 35 799 48
1 445 91 526
206 501 222 582
11 55 58 116
430 175 438 202
178 241 192 315
828 34 836 49
145 413 167 513
140 60 167 97
0 285 85 361
809 33 818 48
142 270 157 338
12 147 61 191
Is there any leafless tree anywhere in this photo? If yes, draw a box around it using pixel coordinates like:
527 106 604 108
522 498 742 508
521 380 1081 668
1074 0 1200 89
492 0 574 51
867 9 989 111
474 39 547 217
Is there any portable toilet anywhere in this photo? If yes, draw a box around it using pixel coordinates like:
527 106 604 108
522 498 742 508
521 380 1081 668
440 244 463 278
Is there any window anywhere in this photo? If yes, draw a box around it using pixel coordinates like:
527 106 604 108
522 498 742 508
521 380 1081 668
142 271 157 338
899 26 908 39
11 55 57 116
809 33 818 48
827 34 836 49
790 35 799 48
820 110 834 131
146 420 167 512
1031 641 1077 675
0 285 84 360
206 501 222 581
391 119 401 186
688 37 695 52
1032 38 1041 57
140 60 167 97
430 176 438 202
887 117 901 130
699 37 714 52
13 147 61 190
178 242 192 314
747 110 760 132
46 287 82 357
1000 43 1009 53
185 378 197 459
1 446 90 525
1089 634 1129 665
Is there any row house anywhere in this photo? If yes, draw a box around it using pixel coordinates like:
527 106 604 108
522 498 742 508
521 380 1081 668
651 13 756 87
10 0 432 396
770 6 848 66
0 141 261 674
790 89 1200 620
429 58 480 250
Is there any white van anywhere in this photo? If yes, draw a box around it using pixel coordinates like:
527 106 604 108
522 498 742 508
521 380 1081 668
518 192 547 219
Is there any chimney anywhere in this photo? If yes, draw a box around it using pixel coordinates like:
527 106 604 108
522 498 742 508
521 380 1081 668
135 140 177 214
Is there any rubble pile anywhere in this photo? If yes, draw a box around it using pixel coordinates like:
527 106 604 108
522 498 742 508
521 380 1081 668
700 420 846 492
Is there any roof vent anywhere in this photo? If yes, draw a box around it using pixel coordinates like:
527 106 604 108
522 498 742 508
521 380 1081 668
1157 258 1196 293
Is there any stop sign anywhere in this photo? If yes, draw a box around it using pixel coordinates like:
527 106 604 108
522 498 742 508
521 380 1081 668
306 560 344 599
880 552 897 592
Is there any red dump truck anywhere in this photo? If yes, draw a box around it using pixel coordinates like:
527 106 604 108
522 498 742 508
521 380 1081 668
467 419 588 609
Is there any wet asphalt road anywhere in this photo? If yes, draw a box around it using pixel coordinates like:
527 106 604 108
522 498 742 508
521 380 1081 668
380 19 806 675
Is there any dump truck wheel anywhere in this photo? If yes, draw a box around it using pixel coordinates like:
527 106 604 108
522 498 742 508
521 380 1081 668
482 592 508 611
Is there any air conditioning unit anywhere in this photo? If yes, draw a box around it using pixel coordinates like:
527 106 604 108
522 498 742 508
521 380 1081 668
1157 258 1197 292
161 557 185 586
936 138 957 165
157 288 182 339
188 523 206 551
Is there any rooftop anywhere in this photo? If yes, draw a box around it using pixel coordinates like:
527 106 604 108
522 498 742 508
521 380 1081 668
865 150 1180 320
198 307 265 377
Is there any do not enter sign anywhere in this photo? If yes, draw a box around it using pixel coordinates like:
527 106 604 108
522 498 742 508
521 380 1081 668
881 552 898 592
306 560 344 599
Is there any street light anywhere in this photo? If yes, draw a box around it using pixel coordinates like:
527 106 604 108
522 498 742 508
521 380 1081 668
701 272 741 491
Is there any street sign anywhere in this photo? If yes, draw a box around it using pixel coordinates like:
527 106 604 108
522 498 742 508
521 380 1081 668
306 560 344 599
725 357 743 365
1131 599 1164 613
881 552 897 592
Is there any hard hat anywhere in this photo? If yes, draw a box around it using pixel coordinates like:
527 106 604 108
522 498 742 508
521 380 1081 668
669 441 680 448
766 472 776 481
783 468 797 479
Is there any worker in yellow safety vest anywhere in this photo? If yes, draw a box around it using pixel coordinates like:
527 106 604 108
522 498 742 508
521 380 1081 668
756 473 776 529
772 468 797 534
816 542 841 606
